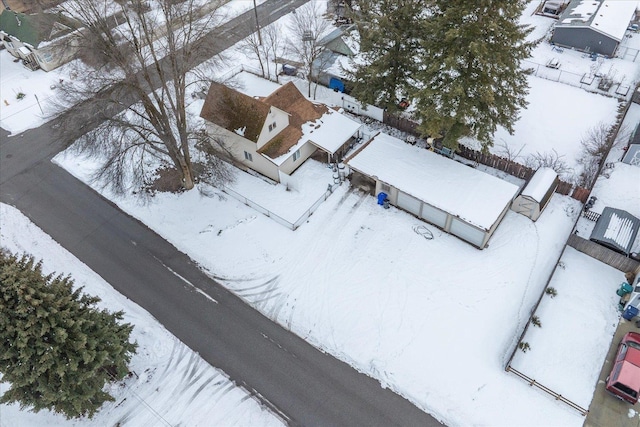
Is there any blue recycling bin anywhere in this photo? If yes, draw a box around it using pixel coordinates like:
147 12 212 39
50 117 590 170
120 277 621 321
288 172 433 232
377 192 388 205
623 305 639 320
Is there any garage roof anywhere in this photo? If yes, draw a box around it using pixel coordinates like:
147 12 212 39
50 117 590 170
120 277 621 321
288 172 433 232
346 133 519 231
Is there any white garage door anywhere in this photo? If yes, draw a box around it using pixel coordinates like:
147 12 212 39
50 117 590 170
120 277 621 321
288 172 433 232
420 203 447 228
397 191 422 216
449 218 486 247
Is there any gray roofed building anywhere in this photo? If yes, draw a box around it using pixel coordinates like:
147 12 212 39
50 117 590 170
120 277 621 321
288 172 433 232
590 207 640 256
550 0 638 56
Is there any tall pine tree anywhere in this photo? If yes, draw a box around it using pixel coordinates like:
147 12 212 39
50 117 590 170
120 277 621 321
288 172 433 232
413 0 534 150
0 250 137 419
346 0 427 112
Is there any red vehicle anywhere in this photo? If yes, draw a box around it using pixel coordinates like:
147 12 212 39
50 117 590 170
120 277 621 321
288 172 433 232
606 332 640 404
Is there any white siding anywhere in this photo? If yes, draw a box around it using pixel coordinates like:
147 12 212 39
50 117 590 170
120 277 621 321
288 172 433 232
256 106 290 149
449 218 487 248
420 203 447 228
205 123 280 181
397 191 422 216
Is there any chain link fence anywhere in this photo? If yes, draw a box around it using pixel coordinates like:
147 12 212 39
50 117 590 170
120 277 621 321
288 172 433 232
522 59 633 100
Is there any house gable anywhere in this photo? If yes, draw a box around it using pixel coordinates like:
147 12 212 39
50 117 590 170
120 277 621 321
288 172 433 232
256 106 290 150
258 82 328 159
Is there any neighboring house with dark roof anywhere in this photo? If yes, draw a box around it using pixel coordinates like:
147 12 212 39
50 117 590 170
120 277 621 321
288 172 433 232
550 0 637 56
0 9 79 71
200 81 362 183
318 25 357 57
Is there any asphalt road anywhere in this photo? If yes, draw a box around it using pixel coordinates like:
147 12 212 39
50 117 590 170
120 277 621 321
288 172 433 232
0 2 443 426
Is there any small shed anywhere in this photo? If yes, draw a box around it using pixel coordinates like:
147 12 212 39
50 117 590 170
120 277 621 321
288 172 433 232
345 133 519 249
590 207 640 256
511 167 559 221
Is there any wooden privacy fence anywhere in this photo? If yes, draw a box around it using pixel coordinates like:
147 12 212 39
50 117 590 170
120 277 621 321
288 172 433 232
456 145 535 180
382 111 419 135
455 145 590 201
567 234 640 273
380 111 594 201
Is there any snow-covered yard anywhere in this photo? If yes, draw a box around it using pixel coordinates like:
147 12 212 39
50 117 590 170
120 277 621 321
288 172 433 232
461 76 621 181
510 246 623 409
55 139 612 426
0 204 283 427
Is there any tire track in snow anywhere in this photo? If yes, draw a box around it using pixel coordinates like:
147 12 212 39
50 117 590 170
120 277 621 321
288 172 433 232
281 189 370 334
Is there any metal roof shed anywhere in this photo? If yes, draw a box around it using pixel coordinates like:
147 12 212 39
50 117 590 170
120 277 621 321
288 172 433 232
590 207 640 256
345 133 519 249
511 167 559 221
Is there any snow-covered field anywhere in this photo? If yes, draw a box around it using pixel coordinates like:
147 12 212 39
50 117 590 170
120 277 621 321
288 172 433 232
0 204 283 427
1 0 638 426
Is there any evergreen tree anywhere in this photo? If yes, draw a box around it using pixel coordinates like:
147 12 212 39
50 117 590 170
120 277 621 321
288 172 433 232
0 250 137 419
413 0 534 150
346 0 427 112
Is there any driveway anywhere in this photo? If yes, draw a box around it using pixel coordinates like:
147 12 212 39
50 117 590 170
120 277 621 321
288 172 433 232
585 316 640 427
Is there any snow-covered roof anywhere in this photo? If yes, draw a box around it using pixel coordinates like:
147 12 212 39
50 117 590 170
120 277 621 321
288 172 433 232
558 0 638 41
521 167 558 203
590 207 640 255
305 109 362 154
346 133 519 231
591 0 638 41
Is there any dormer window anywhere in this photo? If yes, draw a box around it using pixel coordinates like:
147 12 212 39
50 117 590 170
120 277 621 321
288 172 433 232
268 121 277 132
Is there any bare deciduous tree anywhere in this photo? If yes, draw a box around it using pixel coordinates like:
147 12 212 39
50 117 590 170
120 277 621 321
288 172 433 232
495 139 525 164
576 121 625 187
263 23 284 83
525 149 573 177
238 22 284 82
52 0 229 194
287 2 332 98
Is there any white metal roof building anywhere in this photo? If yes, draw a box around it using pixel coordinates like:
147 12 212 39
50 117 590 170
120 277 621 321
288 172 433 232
345 133 519 249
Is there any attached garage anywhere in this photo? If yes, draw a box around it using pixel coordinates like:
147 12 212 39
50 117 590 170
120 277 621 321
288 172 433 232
345 133 519 249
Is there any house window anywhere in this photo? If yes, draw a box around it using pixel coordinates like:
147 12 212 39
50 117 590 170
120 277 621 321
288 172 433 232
293 149 301 161
380 182 391 192
244 151 253 162
268 121 277 132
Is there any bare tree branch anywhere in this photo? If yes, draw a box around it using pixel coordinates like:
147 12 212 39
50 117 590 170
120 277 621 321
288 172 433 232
287 3 332 98
50 0 230 195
